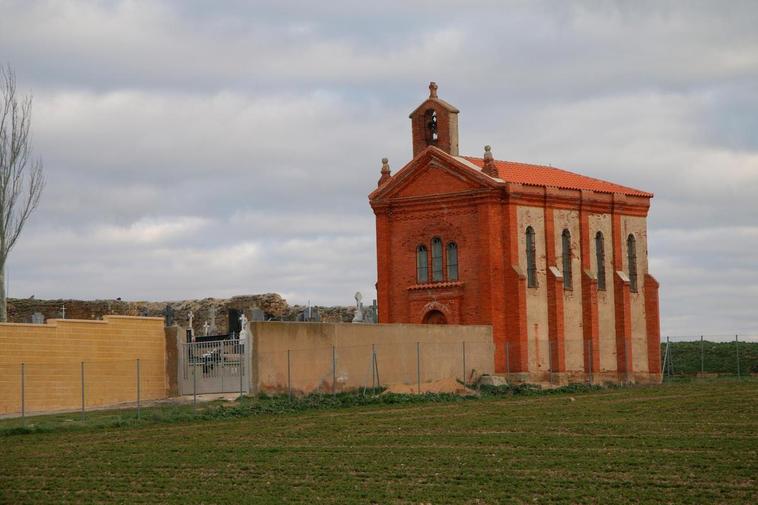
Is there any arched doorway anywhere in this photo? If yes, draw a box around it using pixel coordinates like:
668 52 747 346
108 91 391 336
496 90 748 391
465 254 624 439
423 310 447 325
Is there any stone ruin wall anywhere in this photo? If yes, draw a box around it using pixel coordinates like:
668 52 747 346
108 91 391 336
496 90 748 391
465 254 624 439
8 294 356 335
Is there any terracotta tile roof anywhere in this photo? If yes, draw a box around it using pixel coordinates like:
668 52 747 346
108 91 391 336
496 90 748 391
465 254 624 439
461 156 652 198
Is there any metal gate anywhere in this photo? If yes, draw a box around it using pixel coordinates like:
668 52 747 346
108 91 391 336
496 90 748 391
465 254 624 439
179 338 248 395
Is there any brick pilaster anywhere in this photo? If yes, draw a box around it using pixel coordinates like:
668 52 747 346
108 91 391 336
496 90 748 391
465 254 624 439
375 210 392 323
504 202 529 373
544 207 566 372
477 200 508 373
580 208 600 373
612 212 633 376
644 274 661 377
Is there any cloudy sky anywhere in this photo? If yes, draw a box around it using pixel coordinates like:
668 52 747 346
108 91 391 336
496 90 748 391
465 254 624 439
1 0 757 336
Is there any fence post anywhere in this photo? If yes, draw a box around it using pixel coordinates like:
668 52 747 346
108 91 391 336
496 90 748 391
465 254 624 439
287 349 292 400
505 342 510 379
220 341 225 392
192 361 197 410
371 344 376 390
80 361 85 422
20 363 25 421
700 335 704 376
136 358 141 420
240 340 244 399
332 344 336 395
416 341 421 394
668 337 674 376
624 338 632 383
735 335 740 379
462 341 466 386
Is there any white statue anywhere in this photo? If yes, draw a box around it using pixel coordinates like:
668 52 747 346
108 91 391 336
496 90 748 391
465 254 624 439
187 311 194 335
238 313 250 342
352 291 364 323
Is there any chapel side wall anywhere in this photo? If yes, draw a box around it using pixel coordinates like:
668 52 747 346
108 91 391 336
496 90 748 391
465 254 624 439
517 206 550 376
553 209 584 371
589 213 617 373
0 316 167 415
622 216 650 373
251 322 493 394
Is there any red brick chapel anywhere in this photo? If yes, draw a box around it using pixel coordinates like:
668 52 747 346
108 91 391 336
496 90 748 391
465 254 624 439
369 83 661 383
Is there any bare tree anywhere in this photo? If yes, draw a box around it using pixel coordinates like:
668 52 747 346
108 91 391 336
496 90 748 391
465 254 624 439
0 65 45 321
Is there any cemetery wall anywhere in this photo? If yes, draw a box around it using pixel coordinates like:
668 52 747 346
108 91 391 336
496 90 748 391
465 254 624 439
251 322 494 394
0 316 167 415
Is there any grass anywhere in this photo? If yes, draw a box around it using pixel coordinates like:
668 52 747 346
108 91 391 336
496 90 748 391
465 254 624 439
0 379 756 504
664 340 758 375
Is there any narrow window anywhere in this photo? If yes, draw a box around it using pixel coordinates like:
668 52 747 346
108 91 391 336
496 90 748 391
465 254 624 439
627 234 638 292
416 245 428 283
595 231 606 291
446 242 459 281
431 237 443 282
526 226 537 288
561 229 572 290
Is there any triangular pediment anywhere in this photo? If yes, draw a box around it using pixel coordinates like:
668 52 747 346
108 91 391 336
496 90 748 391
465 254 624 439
369 146 501 203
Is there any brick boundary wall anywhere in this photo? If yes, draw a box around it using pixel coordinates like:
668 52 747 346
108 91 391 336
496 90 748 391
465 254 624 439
0 316 167 416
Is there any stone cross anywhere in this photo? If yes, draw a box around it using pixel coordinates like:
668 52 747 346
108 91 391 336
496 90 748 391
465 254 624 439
202 320 210 336
164 304 175 327
187 311 194 336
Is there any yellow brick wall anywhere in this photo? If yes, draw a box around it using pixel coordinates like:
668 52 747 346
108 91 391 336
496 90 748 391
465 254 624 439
0 316 167 415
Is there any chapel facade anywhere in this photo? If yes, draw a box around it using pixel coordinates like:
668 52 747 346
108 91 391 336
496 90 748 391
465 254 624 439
369 83 661 383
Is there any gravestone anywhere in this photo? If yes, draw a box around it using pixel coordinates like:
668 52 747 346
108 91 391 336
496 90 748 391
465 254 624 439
208 306 218 334
31 312 44 325
164 305 175 326
250 307 265 322
363 300 378 324
296 306 321 322
187 311 195 340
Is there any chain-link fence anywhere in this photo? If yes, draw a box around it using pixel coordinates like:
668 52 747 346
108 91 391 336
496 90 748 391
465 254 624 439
3 335 754 420
660 335 758 379
254 340 495 397
0 358 165 420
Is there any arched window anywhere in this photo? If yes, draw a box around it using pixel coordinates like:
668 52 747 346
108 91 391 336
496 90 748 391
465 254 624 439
424 109 438 144
416 245 428 283
526 226 537 288
431 237 443 282
446 242 459 281
595 231 606 291
561 229 572 290
627 234 638 292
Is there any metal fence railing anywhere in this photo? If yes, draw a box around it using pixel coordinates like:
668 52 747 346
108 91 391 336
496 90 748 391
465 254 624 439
661 335 758 379
253 340 495 398
0 358 165 421
2 335 754 420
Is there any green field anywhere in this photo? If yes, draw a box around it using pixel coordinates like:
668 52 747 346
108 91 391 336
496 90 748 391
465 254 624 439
1 379 756 504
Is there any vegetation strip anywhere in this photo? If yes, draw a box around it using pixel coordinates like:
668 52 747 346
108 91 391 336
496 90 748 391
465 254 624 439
0 379 755 504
